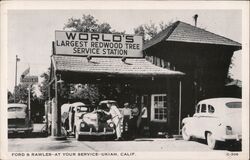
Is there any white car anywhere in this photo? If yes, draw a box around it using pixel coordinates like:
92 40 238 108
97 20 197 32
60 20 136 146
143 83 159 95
182 98 242 149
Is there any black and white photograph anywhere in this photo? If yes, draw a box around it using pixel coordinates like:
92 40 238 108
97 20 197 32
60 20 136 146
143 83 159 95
0 1 249 160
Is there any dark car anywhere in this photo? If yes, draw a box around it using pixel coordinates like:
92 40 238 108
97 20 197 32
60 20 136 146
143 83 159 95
8 103 33 135
74 102 116 140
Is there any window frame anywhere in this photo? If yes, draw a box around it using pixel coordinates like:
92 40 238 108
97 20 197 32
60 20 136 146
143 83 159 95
196 104 201 113
201 104 207 113
151 94 167 122
208 104 215 113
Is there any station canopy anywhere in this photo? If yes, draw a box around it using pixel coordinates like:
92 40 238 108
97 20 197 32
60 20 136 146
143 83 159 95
51 55 184 83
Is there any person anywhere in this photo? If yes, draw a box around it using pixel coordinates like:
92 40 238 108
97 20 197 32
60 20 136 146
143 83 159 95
121 102 132 139
137 104 148 137
69 106 75 133
105 101 123 140
130 104 139 139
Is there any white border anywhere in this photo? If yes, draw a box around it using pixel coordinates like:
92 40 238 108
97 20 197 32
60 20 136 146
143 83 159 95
1 1 249 160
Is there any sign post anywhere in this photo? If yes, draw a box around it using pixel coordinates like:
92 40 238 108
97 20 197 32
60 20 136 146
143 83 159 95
20 75 38 123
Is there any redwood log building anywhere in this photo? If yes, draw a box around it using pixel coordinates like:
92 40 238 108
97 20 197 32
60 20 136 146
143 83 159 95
49 21 241 138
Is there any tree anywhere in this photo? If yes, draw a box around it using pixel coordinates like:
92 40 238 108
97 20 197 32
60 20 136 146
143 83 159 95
68 84 100 103
64 14 123 34
134 20 173 42
12 83 36 103
39 68 50 100
226 56 235 84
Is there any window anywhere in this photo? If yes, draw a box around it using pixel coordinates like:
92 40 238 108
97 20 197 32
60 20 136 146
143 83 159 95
201 104 207 113
151 94 167 121
208 105 215 113
196 105 200 113
226 102 242 108
76 106 88 112
8 107 24 112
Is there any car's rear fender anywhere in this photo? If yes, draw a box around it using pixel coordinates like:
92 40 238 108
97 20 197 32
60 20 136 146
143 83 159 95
182 117 193 125
181 117 194 136
204 124 226 141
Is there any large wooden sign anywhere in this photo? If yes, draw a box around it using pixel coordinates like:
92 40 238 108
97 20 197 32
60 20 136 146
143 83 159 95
55 31 143 57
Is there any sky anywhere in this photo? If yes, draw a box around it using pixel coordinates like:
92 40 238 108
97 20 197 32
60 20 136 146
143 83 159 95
7 9 242 93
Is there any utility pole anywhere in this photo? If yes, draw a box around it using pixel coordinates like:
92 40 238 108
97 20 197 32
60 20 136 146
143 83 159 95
27 85 31 122
14 55 20 103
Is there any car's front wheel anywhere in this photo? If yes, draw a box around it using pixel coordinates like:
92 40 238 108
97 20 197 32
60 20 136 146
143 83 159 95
182 125 191 141
206 132 218 149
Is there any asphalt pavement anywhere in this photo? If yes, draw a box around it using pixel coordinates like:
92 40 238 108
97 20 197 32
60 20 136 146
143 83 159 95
8 124 241 152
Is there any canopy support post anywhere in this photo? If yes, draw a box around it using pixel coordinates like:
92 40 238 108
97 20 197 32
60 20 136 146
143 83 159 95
51 71 66 140
178 80 182 135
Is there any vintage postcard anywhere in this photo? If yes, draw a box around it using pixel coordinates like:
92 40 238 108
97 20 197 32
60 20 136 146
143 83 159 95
0 1 249 160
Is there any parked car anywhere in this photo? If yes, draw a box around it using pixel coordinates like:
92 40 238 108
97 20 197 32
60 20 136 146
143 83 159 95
43 101 71 136
61 103 71 131
74 101 116 140
181 98 242 149
8 103 33 134
98 100 124 135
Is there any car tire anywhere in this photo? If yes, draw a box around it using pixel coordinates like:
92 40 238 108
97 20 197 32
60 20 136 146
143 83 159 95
182 125 191 141
206 132 218 149
24 130 32 137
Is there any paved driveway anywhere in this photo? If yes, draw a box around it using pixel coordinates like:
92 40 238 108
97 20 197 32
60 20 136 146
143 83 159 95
8 124 241 152
8 136 241 152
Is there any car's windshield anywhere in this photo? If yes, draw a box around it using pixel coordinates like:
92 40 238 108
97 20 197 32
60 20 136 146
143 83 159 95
8 107 25 112
99 103 109 111
226 102 242 108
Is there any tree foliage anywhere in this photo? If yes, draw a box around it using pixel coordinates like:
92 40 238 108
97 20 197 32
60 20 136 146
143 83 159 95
134 20 173 42
39 68 50 100
64 14 124 34
68 84 100 103
10 83 36 103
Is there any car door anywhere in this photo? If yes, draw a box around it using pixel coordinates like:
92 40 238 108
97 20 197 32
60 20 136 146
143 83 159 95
196 103 208 138
206 104 217 137
190 104 201 137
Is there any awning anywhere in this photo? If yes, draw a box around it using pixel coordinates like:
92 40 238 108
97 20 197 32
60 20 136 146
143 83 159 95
52 55 184 79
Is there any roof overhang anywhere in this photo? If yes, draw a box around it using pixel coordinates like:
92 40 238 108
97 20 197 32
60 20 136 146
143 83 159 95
143 21 242 52
50 55 184 83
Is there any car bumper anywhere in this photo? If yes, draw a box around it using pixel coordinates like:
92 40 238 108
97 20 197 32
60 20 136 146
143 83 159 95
78 131 115 136
8 127 33 133
222 134 242 141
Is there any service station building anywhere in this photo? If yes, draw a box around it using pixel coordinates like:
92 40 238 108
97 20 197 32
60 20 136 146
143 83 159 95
48 21 241 139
